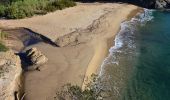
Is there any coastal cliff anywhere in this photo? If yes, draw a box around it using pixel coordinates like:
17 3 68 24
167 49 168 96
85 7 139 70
80 0 170 9
0 50 22 100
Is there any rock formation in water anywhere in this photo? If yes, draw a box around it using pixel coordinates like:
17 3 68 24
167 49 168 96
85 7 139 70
0 50 22 100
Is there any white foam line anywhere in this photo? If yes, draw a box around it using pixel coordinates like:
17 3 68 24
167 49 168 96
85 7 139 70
99 8 154 77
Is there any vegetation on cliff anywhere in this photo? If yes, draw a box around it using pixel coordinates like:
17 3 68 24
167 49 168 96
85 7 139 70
0 0 169 19
0 43 8 51
0 0 76 19
0 31 8 52
55 74 111 100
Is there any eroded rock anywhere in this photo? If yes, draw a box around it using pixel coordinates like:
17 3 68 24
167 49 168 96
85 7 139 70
156 0 170 8
55 32 80 47
25 47 48 65
0 50 22 100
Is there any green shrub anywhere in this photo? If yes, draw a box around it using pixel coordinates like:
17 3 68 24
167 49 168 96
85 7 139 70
0 4 6 16
0 31 8 39
0 31 8 52
6 1 35 19
55 74 105 100
0 43 8 52
45 0 76 11
0 0 76 19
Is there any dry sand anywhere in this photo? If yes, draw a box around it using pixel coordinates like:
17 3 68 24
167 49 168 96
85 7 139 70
0 3 139 100
0 3 121 42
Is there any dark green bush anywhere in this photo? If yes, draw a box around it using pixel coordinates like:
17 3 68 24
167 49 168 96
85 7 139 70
0 0 76 19
45 0 76 11
6 2 25 19
0 4 6 16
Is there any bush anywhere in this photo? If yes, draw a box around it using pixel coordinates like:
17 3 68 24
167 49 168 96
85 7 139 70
0 43 8 52
0 0 76 19
6 2 25 19
0 31 8 52
45 0 76 11
55 74 106 100
0 4 6 16
0 31 8 39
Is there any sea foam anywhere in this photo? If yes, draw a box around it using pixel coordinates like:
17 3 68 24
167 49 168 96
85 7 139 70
99 8 154 77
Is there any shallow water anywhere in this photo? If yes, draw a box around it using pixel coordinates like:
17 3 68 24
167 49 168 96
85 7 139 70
100 10 170 100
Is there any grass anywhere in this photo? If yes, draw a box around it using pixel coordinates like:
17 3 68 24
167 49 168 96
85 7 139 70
0 0 76 19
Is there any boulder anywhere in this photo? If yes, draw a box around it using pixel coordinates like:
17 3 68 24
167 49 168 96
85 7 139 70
155 0 170 8
25 47 48 65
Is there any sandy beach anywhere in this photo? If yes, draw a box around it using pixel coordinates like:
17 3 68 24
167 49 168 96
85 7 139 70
0 3 139 100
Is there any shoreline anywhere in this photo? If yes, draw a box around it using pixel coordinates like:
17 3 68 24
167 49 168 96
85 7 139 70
82 6 141 89
0 3 141 99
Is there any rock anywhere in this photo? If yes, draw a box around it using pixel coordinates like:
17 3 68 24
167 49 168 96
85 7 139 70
26 47 37 57
0 59 7 66
0 50 22 100
25 47 48 65
155 0 170 9
156 0 167 8
55 32 79 47
34 55 47 65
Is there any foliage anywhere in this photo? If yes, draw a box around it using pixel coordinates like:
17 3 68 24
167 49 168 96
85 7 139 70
0 4 6 17
0 31 8 52
45 0 76 11
0 0 76 19
55 74 108 100
0 31 8 39
0 43 8 52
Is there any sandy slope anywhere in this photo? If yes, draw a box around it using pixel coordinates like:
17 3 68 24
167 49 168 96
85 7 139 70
0 3 124 42
0 3 139 100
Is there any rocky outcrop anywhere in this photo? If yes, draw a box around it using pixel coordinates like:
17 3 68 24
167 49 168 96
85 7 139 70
85 0 170 9
55 9 105 47
25 47 48 65
155 0 170 8
0 50 22 100
55 32 80 47
126 0 170 8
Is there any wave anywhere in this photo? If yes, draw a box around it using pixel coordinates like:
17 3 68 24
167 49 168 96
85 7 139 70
95 8 155 100
99 8 154 79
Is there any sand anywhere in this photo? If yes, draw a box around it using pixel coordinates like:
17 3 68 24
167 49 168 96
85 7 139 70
0 3 139 100
0 3 123 42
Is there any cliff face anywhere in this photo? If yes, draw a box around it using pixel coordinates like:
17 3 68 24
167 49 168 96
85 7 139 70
0 50 22 100
121 0 170 8
81 0 170 8
122 0 170 8
155 0 170 8
130 0 170 8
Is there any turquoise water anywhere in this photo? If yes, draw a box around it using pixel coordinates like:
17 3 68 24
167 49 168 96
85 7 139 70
100 10 170 100
123 11 170 100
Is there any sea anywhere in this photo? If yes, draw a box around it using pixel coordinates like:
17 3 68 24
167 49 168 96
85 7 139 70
99 9 170 100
